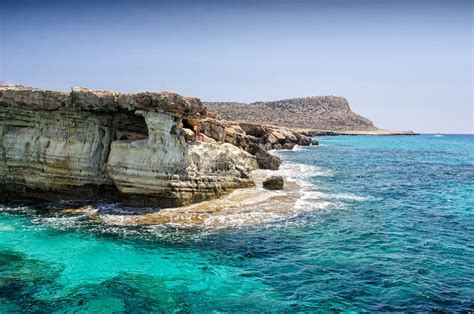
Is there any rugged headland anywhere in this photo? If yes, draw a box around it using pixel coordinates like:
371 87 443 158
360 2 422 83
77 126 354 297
0 86 413 208
205 96 414 135
0 86 311 207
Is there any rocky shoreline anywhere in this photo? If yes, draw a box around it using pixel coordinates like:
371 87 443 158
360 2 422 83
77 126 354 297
200 114 313 170
297 129 417 136
0 86 312 208
0 85 414 210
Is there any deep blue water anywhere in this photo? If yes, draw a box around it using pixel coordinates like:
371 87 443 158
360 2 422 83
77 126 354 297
1 135 473 312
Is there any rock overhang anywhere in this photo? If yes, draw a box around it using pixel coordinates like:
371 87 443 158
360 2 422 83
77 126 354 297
0 85 255 208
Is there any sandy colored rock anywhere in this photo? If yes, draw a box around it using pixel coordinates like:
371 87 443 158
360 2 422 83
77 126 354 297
0 85 257 208
205 96 377 131
200 117 312 170
97 169 303 228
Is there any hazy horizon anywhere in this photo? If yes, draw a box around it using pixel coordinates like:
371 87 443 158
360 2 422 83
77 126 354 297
1 0 472 133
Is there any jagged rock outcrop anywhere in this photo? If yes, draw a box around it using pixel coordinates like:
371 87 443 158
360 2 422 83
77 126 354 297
200 115 312 170
0 86 258 207
205 96 377 131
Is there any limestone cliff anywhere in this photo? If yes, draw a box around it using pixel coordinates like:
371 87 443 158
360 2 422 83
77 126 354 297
205 96 377 131
0 86 257 207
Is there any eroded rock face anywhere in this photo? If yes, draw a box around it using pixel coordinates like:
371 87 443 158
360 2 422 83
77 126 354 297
0 86 257 207
200 117 312 170
107 112 257 206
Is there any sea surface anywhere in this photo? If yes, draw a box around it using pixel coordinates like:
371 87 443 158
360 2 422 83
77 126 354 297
1 135 473 312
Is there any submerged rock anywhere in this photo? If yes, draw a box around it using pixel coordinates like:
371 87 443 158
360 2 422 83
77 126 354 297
262 176 284 190
0 85 258 207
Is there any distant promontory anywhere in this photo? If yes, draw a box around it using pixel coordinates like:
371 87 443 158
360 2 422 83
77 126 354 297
205 96 414 135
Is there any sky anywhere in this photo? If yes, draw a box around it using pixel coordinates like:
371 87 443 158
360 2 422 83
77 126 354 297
0 0 472 133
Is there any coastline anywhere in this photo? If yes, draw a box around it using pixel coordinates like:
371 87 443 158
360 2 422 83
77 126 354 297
0 85 416 210
56 147 329 228
295 128 418 136
59 146 340 229
67 166 305 228
2 131 472 312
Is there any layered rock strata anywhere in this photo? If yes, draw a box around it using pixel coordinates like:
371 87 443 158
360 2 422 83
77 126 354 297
0 86 258 207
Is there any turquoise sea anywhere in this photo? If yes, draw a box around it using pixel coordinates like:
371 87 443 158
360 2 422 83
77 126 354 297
1 135 473 312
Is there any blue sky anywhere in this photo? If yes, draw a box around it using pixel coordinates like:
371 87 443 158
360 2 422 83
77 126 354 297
1 0 472 133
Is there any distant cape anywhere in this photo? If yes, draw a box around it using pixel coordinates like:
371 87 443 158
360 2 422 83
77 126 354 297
204 96 376 131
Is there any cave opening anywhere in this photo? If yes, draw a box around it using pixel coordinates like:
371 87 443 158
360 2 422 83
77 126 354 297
113 113 149 141
182 118 194 130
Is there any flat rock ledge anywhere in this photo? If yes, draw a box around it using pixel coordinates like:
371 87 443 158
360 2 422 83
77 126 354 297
0 85 259 208
263 176 284 190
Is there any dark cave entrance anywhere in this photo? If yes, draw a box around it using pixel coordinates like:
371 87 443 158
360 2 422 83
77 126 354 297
182 118 194 130
113 113 149 141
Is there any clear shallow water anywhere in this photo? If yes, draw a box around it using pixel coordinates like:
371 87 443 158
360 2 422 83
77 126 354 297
1 135 473 312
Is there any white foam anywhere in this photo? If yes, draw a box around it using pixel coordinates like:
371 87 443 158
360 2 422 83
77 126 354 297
204 211 283 228
270 160 370 218
275 162 334 179
299 190 370 202
76 159 369 229
333 193 372 201
294 198 333 211
35 216 83 230
272 144 307 152
292 145 303 151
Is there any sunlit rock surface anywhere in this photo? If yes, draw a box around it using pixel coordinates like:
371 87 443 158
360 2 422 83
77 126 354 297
200 115 312 170
0 86 257 207
205 96 377 131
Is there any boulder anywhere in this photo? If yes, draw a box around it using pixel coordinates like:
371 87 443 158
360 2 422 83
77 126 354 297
181 128 195 142
262 176 284 190
239 122 267 137
266 131 286 144
282 143 295 150
248 143 281 170
200 118 226 142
